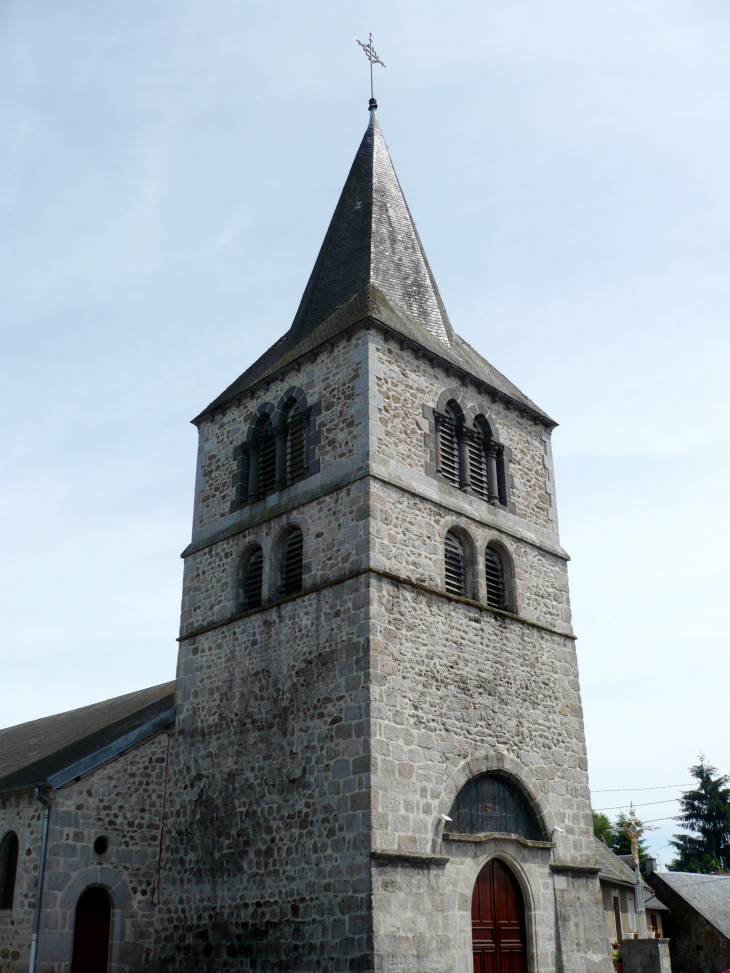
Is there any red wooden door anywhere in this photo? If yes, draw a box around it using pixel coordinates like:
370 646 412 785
71 887 111 973
472 859 527 973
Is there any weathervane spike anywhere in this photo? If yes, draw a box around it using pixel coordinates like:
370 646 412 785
355 32 387 108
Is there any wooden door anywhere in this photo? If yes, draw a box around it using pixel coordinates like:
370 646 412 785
70 887 111 973
472 859 527 973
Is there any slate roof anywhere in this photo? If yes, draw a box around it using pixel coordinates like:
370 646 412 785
594 838 667 909
651 871 730 939
196 109 553 426
0 681 175 794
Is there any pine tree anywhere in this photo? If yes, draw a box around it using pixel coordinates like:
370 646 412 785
669 756 730 873
593 811 615 847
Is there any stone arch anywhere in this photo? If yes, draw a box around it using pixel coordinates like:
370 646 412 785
272 521 306 598
433 752 552 851
442 523 478 600
435 388 470 423
47 867 133 971
468 405 504 445
243 401 276 443
231 538 266 613
272 386 308 426
471 851 538 973
484 537 517 614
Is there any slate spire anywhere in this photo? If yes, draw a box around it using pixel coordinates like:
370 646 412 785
290 105 454 348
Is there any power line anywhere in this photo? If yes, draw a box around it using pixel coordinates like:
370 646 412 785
593 798 680 812
591 784 691 794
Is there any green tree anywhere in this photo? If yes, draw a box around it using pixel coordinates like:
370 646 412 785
593 811 616 847
669 756 730 873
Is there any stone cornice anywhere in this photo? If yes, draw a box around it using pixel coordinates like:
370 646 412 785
176 566 576 643
183 469 569 563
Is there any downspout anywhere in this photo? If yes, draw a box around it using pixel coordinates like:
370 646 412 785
29 786 51 973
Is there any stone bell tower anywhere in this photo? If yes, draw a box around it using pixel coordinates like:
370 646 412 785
153 102 612 973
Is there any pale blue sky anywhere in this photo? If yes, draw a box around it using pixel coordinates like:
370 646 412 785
2 1 728 862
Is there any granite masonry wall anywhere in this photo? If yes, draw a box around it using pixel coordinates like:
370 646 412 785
154 576 373 971
0 732 168 973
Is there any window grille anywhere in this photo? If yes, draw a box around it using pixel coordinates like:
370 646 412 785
485 547 505 609
439 406 460 487
243 548 264 610
0 832 19 909
444 531 466 597
286 405 307 484
468 434 489 501
258 421 276 498
281 529 304 596
447 774 541 839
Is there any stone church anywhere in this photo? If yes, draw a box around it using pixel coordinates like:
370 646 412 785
0 101 613 973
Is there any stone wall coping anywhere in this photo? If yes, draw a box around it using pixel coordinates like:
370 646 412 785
177 566 577 644
550 862 602 874
371 850 449 868
443 832 555 850
183 470 569 563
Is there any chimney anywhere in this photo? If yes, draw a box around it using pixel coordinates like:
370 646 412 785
645 857 657 875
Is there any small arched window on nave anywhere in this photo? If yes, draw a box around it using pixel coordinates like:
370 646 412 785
281 528 304 596
242 546 264 611
444 531 467 597
0 831 19 909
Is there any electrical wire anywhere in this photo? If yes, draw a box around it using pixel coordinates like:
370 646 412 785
593 798 680 812
591 784 691 794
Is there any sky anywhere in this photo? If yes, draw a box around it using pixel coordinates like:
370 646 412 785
1 0 728 864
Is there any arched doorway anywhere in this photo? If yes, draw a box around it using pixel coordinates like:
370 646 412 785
472 858 527 973
71 887 111 973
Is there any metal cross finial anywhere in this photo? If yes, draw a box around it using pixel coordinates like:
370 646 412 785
355 33 387 104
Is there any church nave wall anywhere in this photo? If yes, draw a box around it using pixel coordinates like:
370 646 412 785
0 732 168 973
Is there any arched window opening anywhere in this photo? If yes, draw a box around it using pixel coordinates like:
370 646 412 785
485 547 506 610
438 403 462 488
447 773 542 840
0 832 19 909
444 531 466 597
242 547 264 611
284 401 308 485
468 426 489 502
257 418 277 499
71 887 111 973
281 528 304 596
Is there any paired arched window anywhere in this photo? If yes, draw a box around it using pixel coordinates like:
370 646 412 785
447 773 542 840
443 534 512 611
242 546 264 610
444 531 467 597
435 402 507 506
238 530 305 609
281 528 304 596
0 831 19 909
241 398 310 505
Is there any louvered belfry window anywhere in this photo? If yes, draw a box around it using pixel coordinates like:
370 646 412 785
281 528 304 596
468 431 489 501
258 420 277 498
243 547 264 610
286 403 307 484
485 547 505 609
439 405 461 487
444 531 467 597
